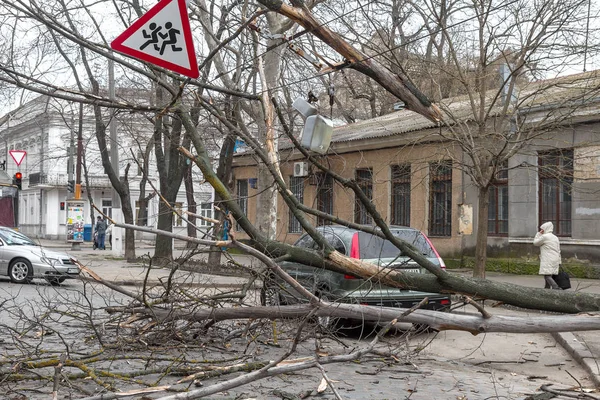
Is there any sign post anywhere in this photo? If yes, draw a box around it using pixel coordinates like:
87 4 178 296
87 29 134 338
110 0 199 78
9 150 26 167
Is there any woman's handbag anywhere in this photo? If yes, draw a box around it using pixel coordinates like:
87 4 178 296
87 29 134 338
552 266 571 290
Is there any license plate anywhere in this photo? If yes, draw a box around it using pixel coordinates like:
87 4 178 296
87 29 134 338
400 268 420 274
68 268 79 274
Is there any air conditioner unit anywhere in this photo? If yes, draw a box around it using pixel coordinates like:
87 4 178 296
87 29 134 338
293 162 309 177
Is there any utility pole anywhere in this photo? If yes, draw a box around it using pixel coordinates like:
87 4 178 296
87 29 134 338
108 57 121 209
75 103 83 199
108 56 124 256
68 121 81 251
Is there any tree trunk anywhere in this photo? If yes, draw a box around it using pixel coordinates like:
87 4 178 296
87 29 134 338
106 302 600 333
121 177 136 261
184 163 197 249
154 200 175 262
255 0 442 123
473 185 490 278
254 33 282 241
152 84 187 263
207 132 237 266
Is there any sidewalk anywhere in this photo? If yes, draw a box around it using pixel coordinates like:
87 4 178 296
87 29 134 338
36 238 600 388
480 270 600 387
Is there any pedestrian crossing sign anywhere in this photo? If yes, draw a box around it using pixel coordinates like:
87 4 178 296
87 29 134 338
111 0 199 78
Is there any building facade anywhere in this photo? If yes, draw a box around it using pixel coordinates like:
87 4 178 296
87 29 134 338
231 71 600 262
0 95 214 240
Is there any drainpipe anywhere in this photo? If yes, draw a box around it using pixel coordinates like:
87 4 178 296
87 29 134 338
40 125 45 237
461 142 467 265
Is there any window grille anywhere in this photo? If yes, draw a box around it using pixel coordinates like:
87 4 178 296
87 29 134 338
315 173 333 226
354 168 373 225
288 176 304 233
538 149 573 236
429 161 452 236
391 164 411 226
236 179 248 231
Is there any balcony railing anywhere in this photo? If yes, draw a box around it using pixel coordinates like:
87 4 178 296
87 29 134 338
28 173 112 188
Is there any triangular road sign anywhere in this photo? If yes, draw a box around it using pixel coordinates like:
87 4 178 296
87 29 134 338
9 150 26 166
111 0 199 78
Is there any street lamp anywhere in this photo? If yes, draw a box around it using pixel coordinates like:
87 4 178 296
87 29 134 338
292 97 333 154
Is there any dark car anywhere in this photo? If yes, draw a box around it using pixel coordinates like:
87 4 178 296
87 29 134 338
262 225 451 324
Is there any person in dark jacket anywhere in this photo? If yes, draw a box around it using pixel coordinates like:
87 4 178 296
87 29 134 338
95 216 108 250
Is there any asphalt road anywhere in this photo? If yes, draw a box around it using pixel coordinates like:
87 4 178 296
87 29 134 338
0 273 596 399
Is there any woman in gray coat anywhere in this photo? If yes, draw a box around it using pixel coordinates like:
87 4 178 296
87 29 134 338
533 221 562 289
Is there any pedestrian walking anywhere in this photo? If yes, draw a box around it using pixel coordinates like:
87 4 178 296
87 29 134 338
533 221 562 289
95 216 107 250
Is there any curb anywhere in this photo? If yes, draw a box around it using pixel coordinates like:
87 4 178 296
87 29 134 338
108 280 253 288
552 331 600 387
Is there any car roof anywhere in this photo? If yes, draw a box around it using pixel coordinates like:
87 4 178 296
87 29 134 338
316 225 421 233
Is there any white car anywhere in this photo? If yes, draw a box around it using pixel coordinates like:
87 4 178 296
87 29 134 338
0 227 80 285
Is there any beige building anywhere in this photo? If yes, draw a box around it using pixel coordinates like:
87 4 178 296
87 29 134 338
231 71 600 262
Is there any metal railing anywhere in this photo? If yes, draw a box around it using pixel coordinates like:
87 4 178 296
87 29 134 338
28 173 112 188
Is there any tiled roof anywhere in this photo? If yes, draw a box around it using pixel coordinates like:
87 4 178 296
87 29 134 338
233 70 600 156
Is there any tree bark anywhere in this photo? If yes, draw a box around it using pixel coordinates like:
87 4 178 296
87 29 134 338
184 162 197 248
473 185 489 278
152 86 187 262
106 303 600 334
255 0 443 123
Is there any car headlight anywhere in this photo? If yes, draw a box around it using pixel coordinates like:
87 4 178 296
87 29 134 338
41 257 61 266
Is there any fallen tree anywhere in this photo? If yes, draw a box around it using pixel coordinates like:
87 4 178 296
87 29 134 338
101 221 600 315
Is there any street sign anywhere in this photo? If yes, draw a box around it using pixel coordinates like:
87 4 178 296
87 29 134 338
9 150 26 166
110 0 199 78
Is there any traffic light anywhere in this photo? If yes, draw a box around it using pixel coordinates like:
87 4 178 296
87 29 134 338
67 180 75 193
13 172 22 190
60 202 65 211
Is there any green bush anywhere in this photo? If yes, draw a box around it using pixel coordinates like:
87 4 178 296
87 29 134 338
445 257 600 279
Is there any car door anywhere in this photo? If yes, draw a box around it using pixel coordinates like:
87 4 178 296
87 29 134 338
0 237 7 275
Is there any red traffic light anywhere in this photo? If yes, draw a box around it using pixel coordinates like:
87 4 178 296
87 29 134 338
13 172 22 190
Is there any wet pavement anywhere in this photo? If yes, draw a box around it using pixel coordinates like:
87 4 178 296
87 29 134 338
1 238 598 398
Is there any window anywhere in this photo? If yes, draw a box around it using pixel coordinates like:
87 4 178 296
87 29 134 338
173 202 183 227
429 161 452 236
289 176 304 233
391 164 411 226
354 168 373 224
315 173 333 226
488 165 509 235
102 200 112 219
539 149 573 236
199 202 213 227
236 179 248 231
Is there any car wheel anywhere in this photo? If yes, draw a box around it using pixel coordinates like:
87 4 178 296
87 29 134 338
46 277 67 286
9 258 33 284
260 280 282 306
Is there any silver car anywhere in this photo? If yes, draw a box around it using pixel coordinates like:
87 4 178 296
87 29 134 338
0 227 80 285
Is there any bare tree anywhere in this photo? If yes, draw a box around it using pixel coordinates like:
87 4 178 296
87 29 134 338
404 0 600 277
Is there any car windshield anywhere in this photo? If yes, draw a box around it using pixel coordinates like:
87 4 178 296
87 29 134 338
358 230 434 259
0 229 38 246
